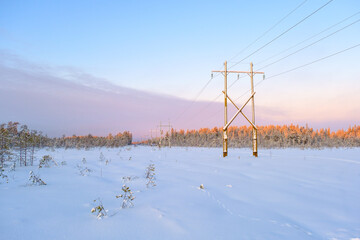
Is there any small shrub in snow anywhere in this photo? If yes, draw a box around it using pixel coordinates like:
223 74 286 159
60 161 67 166
39 155 52 168
91 198 107 219
82 157 86 164
145 164 156 188
128 157 132 161
99 152 105 162
0 167 9 183
122 176 138 183
116 185 135 208
199 184 204 189
28 171 46 185
77 164 92 176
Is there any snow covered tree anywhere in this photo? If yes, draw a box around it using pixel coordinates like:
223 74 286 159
145 164 156 188
0 166 9 183
0 124 12 168
39 155 52 168
29 130 40 166
18 125 31 166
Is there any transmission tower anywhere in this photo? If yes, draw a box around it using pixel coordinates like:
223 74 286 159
212 61 264 157
157 121 172 147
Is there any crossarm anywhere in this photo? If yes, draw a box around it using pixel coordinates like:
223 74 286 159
212 70 264 74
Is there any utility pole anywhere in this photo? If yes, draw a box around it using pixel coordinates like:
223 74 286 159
168 121 172 148
224 61 228 157
212 61 264 157
250 62 258 157
157 121 172 147
159 121 162 147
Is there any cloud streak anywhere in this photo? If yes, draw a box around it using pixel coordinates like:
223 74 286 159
1 51 355 139
0 52 225 138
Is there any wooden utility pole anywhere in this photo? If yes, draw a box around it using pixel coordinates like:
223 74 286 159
168 121 172 148
212 61 264 157
157 121 172 147
224 61 228 157
250 62 258 157
158 122 162 147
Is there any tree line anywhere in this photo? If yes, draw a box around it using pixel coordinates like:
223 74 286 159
51 132 132 149
0 122 47 168
2 121 358 169
147 124 360 148
0 121 132 168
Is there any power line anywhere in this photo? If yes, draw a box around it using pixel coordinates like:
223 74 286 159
173 66 222 123
172 1 310 124
211 0 338 103
188 4 360 131
225 6 357 98
228 0 308 62
174 67 247 123
203 42 360 123
190 73 249 120
263 42 360 81
229 0 334 69
192 93 221 117
258 18 360 70
189 21 352 121
234 42 360 102
257 10 360 66
173 0 339 130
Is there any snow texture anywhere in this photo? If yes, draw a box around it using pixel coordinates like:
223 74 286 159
0 146 359 240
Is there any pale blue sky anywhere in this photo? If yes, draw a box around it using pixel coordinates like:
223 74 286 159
1 0 360 136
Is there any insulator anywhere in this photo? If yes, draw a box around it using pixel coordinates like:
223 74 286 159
263 74 265 80
237 74 239 80
211 73 213 79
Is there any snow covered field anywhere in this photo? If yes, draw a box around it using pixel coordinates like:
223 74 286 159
1 146 359 240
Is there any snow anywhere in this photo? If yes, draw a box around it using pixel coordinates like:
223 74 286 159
1 146 359 240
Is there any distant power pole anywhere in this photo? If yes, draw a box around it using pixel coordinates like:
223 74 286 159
157 121 172 147
212 61 264 157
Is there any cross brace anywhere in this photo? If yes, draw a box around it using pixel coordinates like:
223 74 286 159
222 91 257 131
